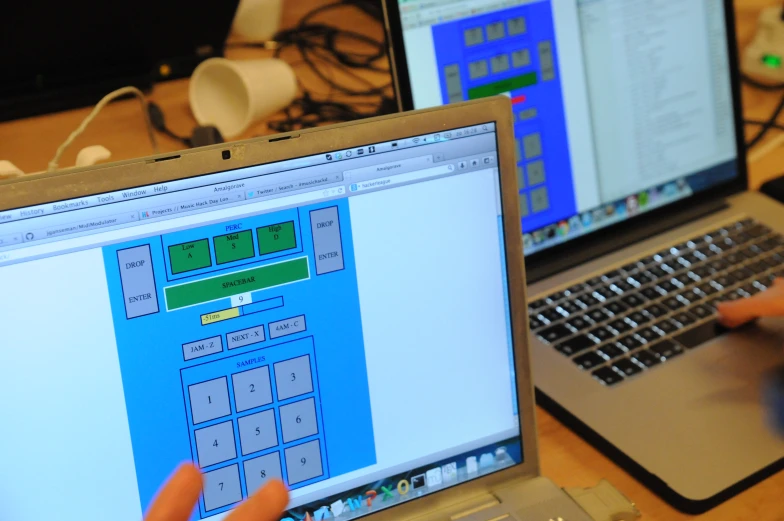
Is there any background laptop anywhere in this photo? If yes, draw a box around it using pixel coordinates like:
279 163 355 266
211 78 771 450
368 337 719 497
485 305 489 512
0 99 595 521
382 0 784 513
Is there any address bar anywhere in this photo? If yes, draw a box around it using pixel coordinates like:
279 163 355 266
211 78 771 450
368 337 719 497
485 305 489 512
348 163 455 193
0 186 332 265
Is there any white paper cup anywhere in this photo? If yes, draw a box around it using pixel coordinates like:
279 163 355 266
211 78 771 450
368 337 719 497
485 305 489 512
189 57 297 138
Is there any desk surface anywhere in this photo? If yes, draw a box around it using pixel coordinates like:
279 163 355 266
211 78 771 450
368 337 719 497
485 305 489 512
1 1 784 519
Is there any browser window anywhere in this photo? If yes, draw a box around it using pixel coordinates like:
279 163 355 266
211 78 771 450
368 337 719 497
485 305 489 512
394 0 740 254
0 124 522 521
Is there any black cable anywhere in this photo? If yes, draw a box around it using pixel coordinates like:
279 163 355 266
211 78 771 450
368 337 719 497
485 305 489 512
148 101 192 147
746 92 784 150
745 119 784 132
741 73 784 91
228 0 394 132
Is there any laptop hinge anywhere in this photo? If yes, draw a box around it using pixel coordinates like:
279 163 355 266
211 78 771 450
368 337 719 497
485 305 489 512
527 198 730 283
449 497 502 521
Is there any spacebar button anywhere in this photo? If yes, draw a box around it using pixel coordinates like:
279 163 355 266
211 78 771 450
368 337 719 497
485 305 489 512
673 319 725 348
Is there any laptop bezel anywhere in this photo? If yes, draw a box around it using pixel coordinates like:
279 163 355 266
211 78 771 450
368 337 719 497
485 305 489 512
381 0 749 282
0 98 541 519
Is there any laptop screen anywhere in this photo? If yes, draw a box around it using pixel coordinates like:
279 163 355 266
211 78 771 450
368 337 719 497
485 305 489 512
0 124 522 521
392 0 740 253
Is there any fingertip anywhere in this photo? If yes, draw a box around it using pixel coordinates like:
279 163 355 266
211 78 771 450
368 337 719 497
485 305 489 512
261 479 290 508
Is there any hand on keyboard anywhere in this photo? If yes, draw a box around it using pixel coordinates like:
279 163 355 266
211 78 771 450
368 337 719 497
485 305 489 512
717 277 784 328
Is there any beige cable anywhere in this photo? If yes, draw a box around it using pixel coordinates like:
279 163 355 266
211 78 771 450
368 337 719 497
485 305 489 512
47 86 159 172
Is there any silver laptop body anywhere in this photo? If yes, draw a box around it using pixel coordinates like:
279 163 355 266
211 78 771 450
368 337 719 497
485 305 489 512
0 99 594 521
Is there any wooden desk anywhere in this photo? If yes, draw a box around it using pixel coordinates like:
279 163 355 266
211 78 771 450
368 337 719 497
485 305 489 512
1 1 783 519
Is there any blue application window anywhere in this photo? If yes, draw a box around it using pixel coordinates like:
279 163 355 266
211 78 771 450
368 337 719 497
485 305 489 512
431 1 576 231
103 199 376 519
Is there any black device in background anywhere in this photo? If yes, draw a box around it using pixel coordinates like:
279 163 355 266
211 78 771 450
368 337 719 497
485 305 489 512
0 0 240 122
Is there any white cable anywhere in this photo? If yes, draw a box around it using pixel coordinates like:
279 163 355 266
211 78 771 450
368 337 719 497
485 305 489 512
47 86 159 172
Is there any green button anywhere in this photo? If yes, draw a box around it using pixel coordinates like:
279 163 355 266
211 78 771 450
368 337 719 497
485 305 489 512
257 221 297 255
214 230 255 265
467 72 538 100
165 257 309 310
169 239 212 274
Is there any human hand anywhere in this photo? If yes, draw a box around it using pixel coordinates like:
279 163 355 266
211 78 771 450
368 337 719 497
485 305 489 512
717 278 784 328
145 463 289 521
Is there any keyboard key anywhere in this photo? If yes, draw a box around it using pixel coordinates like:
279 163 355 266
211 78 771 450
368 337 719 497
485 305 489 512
645 303 668 318
746 224 770 237
593 367 624 386
692 266 714 279
640 255 658 266
589 326 614 342
747 261 769 274
654 319 679 334
627 311 650 326
629 273 653 286
739 245 760 259
613 358 643 376
547 291 567 303
622 262 641 273
710 241 732 253
612 280 635 293
724 253 743 265
632 349 662 368
593 286 617 300
762 253 783 267
567 283 588 295
620 293 646 308
566 316 592 331
602 269 621 281
587 308 611 323
530 299 548 310
576 294 600 309
673 273 694 287
672 311 697 327
709 259 729 272
554 334 596 355
690 304 714 319
680 253 702 265
609 319 632 333
557 301 582 315
677 289 701 304
739 282 760 296
604 301 629 315
574 351 605 370
660 263 677 273
539 308 564 323
636 327 663 343
697 282 719 295
641 287 663 301
649 340 685 360
713 275 733 289
530 317 545 330
586 276 603 287
674 319 723 348
647 266 669 279
663 297 685 310
538 324 572 344
657 281 678 293
729 267 754 282
597 343 625 361
757 239 777 252
618 335 643 351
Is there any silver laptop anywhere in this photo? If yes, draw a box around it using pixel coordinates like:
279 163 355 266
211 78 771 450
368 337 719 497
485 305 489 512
0 99 598 521
381 0 784 512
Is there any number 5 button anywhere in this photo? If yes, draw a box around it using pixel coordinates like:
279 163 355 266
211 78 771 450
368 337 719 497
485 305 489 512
273 355 313 401
237 409 278 456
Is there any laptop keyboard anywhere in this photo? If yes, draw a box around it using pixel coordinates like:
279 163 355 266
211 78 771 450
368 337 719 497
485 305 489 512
530 219 784 387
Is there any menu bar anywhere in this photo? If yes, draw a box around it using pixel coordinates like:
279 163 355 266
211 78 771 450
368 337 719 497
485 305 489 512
0 123 495 225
